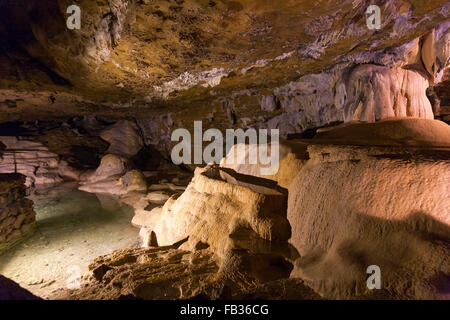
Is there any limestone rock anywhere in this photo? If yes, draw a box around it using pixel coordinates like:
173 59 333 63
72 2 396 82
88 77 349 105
119 170 147 193
134 165 296 286
31 124 110 170
1 1 449 139
139 225 159 248
83 154 128 183
313 118 450 147
220 140 308 189
79 169 147 196
144 166 290 253
100 120 144 158
235 278 322 300
435 23 450 76
0 173 36 248
57 160 83 181
51 246 308 300
287 135 450 299
421 30 437 79
85 0 131 64
51 247 220 300
0 136 63 187
131 193 168 229
343 66 434 122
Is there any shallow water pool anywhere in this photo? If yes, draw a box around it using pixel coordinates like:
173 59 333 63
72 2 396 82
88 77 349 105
0 183 140 298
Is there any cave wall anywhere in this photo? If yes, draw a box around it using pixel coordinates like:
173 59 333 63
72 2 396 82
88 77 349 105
288 143 450 299
0 173 35 246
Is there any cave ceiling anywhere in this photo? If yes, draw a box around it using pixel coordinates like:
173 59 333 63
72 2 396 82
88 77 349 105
0 0 449 124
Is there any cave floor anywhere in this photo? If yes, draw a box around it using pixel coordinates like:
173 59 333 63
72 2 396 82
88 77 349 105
0 183 140 299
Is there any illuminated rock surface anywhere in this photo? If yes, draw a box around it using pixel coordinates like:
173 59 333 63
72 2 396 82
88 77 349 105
0 0 449 301
286 120 450 299
0 1 449 143
0 174 35 247
99 120 144 158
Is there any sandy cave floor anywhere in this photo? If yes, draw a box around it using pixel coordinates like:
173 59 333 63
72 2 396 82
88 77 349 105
0 183 140 299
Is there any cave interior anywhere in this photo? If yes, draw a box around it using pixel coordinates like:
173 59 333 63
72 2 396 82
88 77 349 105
0 0 449 301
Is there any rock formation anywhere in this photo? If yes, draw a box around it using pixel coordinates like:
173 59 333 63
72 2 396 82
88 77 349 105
56 115 450 300
0 173 36 250
0 137 63 187
51 244 323 300
138 166 290 247
1 1 449 146
100 120 144 158
285 120 450 299
79 158 147 195
0 0 449 302
343 66 434 122
129 119 450 300
220 141 308 189
130 165 296 290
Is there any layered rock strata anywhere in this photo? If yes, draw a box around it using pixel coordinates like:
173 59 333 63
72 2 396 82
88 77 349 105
0 173 35 247
134 165 295 285
0 137 63 187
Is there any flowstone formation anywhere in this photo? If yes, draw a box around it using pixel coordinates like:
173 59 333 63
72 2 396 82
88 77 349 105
288 121 450 299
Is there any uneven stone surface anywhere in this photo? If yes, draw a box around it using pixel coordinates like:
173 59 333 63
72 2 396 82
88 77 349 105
287 130 450 299
313 118 450 147
220 141 308 188
100 120 144 158
139 166 290 252
122 119 450 300
0 1 449 302
79 169 147 196
0 137 63 187
129 165 297 292
51 246 220 300
131 193 169 229
51 244 325 300
42 120 450 301
343 66 434 122
0 173 35 248
0 120 113 188
82 154 128 184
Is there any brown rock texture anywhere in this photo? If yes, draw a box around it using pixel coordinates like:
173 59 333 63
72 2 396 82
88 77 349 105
286 122 450 299
51 245 321 300
51 246 220 300
0 173 36 246
0 1 449 302
0 1 449 147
